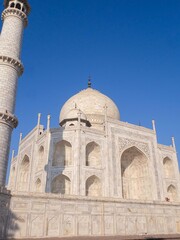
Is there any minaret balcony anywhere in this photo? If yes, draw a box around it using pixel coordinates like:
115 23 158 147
0 109 18 129
0 55 24 76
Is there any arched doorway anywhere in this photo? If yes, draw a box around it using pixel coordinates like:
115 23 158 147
121 146 151 200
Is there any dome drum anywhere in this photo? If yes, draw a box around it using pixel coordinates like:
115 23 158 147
60 108 91 127
60 117 91 127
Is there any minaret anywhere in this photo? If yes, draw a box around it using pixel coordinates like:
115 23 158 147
0 0 30 187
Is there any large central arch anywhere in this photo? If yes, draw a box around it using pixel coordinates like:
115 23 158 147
121 146 151 200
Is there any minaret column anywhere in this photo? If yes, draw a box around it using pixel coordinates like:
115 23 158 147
0 0 30 187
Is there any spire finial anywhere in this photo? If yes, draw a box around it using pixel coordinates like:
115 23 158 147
172 136 176 151
152 120 156 132
88 75 92 88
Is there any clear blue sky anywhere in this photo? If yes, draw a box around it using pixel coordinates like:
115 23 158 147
0 0 180 177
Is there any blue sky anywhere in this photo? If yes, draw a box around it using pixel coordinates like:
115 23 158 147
0 0 180 178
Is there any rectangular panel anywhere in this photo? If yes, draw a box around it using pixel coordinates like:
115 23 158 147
63 214 74 236
47 215 59 237
166 217 175 233
62 204 75 213
156 217 165 233
104 215 114 235
13 202 28 210
78 215 89 236
126 216 136 235
147 216 157 234
136 216 147 234
32 203 45 211
91 215 101 235
116 216 125 235
77 204 89 213
30 214 44 237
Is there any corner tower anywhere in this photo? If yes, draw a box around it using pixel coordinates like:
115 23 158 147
0 0 30 186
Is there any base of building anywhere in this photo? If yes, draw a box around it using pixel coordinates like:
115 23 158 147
2 192 180 239
8 234 180 240
0 187 11 239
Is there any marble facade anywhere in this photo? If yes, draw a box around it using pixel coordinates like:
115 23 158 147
0 0 180 239
5 88 180 238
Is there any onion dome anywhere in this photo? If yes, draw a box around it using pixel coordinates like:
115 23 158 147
60 87 120 127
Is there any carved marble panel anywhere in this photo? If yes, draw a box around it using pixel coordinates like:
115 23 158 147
104 215 114 235
32 202 45 211
14 214 27 238
156 217 165 233
91 215 101 235
62 204 75 213
77 204 89 213
166 217 175 233
136 216 147 234
147 216 157 234
116 216 125 235
126 216 136 235
13 202 28 210
47 215 59 237
119 137 150 158
30 215 44 237
77 215 89 236
63 214 74 236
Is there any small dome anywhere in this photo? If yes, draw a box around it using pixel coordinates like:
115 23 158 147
60 88 120 125
65 108 87 120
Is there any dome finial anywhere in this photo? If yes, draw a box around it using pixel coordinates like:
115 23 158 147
88 75 92 88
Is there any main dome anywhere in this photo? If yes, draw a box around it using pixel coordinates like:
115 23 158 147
59 88 120 125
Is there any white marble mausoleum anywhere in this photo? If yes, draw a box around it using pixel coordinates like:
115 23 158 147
6 85 180 238
0 0 180 239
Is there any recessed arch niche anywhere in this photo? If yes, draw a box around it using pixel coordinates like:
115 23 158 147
163 157 174 178
86 141 101 167
53 140 72 167
167 184 177 201
121 146 151 200
35 178 41 192
86 175 102 197
18 155 30 191
37 146 44 170
51 174 71 194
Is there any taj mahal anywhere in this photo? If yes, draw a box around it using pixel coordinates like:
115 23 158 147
0 0 180 239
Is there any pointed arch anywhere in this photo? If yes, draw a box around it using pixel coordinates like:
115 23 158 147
16 3 21 10
51 174 71 194
35 178 41 192
9 166 16 189
163 157 174 178
86 175 102 197
37 146 44 170
86 141 101 167
53 140 72 167
121 146 151 200
10 2 15 8
167 184 177 201
18 155 30 191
